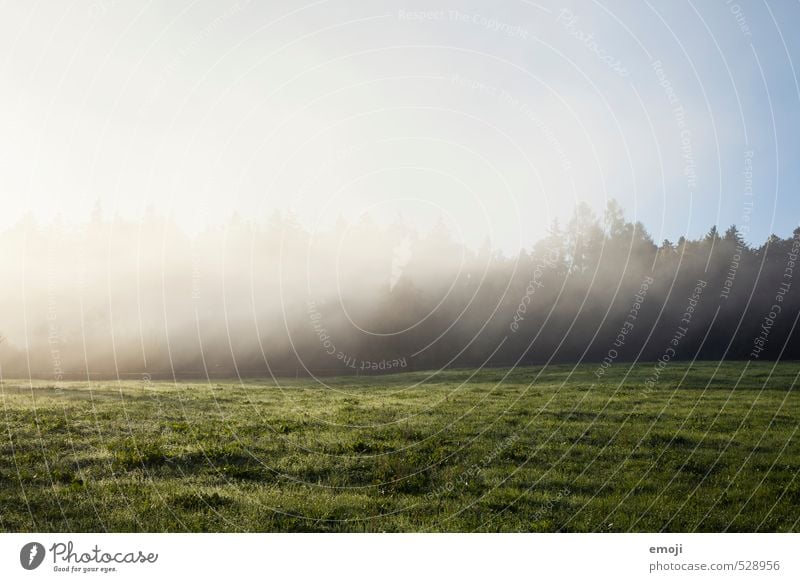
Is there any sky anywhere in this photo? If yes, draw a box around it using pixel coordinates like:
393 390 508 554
0 0 798 252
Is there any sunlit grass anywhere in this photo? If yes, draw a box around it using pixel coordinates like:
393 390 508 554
1 361 798 532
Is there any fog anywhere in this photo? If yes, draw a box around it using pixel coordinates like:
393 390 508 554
0 207 492 378
2 201 797 379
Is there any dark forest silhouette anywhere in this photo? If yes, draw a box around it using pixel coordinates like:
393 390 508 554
1 200 798 378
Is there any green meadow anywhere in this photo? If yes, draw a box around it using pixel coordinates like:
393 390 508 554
1 361 798 532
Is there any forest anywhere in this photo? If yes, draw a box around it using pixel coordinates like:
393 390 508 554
0 200 798 377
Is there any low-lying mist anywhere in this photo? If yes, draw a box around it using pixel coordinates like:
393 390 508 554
1 201 798 379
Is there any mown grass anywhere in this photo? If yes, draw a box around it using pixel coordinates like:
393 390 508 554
1 361 798 532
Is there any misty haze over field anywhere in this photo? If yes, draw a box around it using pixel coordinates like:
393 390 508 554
2 200 798 378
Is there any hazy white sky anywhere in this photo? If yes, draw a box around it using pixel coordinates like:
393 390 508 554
1 0 798 251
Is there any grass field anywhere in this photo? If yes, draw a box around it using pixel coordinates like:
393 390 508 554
1 361 799 532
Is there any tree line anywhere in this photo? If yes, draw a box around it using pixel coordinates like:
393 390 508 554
0 200 798 377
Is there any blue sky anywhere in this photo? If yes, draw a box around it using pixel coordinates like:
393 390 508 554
1 0 798 251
